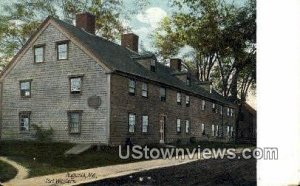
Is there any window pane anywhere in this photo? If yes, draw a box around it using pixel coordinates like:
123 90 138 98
20 114 30 131
21 82 30 90
177 119 181 132
58 44 67 52
160 87 165 96
71 78 81 92
35 47 44 62
142 116 148 132
58 43 67 60
58 43 67 59
20 81 31 97
142 83 148 97
201 100 205 110
150 59 155 66
129 80 135 93
186 96 190 104
177 93 181 102
129 114 135 132
69 113 80 133
186 120 189 133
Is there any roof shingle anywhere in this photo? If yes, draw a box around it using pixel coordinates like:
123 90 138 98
53 17 234 106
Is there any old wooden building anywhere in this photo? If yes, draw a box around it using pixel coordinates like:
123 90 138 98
0 13 236 145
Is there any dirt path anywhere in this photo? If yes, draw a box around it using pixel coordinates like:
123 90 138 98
82 158 256 186
0 156 29 186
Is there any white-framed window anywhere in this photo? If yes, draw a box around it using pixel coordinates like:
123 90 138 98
201 100 206 110
19 112 31 132
160 87 166 101
227 108 230 116
70 76 82 94
212 124 215 136
128 113 136 133
201 123 205 134
220 106 223 115
227 126 230 136
177 92 181 104
34 45 45 63
57 41 68 60
128 79 136 95
216 125 219 136
230 126 234 137
230 108 234 117
142 115 148 133
185 120 190 133
68 111 82 134
176 119 181 133
186 95 190 107
212 103 216 113
20 80 31 97
142 82 148 97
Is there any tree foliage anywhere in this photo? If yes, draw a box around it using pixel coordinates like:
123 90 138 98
154 0 256 101
0 0 147 69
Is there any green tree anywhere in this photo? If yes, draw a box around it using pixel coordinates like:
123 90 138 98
154 0 256 101
0 0 148 69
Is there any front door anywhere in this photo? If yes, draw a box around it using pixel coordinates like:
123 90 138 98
159 115 166 143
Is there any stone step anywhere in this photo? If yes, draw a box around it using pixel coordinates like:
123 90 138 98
64 144 93 155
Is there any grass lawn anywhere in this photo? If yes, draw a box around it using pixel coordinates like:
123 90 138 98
0 159 18 183
0 140 254 178
0 141 143 178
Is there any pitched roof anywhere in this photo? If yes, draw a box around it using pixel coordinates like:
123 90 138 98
1 16 233 106
53 17 235 106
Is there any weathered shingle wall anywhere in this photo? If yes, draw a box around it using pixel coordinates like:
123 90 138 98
1 24 110 143
110 74 236 145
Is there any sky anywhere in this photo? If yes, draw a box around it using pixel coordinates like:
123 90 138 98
123 0 173 52
0 0 255 106
0 0 174 52
0 0 246 52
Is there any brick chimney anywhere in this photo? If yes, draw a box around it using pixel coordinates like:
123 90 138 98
76 12 96 34
170 58 182 71
121 33 139 52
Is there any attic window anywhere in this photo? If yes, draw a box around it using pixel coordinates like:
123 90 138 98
176 92 181 105
128 79 136 95
57 41 69 60
34 45 45 63
160 87 166 101
150 59 156 72
186 95 190 107
186 74 191 86
212 103 216 112
201 100 206 110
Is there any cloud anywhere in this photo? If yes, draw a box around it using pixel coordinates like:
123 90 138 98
136 7 167 29
132 27 148 36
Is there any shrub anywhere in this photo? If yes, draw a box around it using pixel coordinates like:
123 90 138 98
176 139 182 145
190 137 197 144
32 124 54 142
